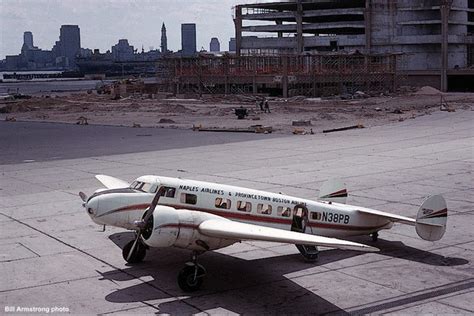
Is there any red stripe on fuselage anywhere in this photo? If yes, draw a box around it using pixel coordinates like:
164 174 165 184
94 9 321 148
115 203 150 212
102 202 385 232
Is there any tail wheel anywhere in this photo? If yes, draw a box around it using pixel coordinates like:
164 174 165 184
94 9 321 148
178 264 205 292
371 232 379 242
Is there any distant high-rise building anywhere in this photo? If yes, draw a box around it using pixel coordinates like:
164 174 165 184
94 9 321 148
23 32 34 49
209 37 220 52
181 23 196 56
111 39 134 61
52 25 81 68
229 37 236 52
161 23 168 53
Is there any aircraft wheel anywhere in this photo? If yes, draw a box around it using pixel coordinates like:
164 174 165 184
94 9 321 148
296 244 319 262
371 232 379 242
122 240 146 264
178 264 205 292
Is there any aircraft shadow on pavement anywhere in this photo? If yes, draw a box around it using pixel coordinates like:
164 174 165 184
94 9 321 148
100 232 468 314
349 236 469 267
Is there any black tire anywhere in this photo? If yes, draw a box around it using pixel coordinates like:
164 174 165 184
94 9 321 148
371 232 379 242
122 240 146 264
178 265 205 292
296 244 319 262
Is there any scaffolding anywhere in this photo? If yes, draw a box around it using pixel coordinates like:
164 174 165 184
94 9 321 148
157 52 401 97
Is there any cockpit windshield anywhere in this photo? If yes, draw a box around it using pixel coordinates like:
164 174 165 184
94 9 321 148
130 181 158 193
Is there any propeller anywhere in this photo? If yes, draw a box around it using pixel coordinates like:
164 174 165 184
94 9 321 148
127 187 166 262
79 191 88 202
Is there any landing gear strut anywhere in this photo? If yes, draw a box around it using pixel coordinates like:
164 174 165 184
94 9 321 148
371 231 379 242
122 238 147 264
296 244 319 262
178 251 206 292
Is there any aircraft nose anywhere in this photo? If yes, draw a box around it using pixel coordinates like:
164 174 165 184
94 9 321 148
86 197 99 217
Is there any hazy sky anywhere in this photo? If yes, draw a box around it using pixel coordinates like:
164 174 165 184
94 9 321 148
0 0 272 58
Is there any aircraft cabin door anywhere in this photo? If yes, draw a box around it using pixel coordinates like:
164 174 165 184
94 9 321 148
291 204 319 261
291 204 308 233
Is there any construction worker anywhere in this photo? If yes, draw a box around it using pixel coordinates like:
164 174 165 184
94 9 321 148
264 99 271 113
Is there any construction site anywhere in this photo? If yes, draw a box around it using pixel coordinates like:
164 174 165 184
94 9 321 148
156 52 400 98
233 0 474 92
1 0 474 134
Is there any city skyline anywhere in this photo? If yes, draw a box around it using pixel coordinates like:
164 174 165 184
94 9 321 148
0 0 273 59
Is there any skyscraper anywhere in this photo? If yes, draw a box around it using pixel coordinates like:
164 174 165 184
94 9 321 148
23 32 34 50
161 23 168 53
229 38 236 52
181 23 196 56
209 37 220 52
57 25 81 67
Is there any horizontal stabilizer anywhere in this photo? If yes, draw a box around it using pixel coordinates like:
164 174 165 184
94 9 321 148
199 219 378 252
355 208 416 226
95 175 129 189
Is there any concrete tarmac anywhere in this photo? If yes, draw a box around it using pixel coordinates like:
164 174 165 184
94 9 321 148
0 110 472 314
0 80 105 95
0 121 279 165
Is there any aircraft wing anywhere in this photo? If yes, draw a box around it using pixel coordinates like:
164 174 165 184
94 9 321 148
356 208 416 226
199 219 378 252
95 175 130 189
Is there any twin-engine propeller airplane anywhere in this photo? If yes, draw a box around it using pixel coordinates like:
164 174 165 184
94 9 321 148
79 174 448 292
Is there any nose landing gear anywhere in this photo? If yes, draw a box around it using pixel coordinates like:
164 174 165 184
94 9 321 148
178 251 206 292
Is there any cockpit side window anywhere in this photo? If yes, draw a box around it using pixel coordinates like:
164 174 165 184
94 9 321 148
141 182 155 193
130 181 141 190
130 181 158 193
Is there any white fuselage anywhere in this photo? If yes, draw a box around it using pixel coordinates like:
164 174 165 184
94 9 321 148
88 176 393 239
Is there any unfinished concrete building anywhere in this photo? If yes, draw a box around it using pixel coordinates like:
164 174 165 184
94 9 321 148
234 0 474 91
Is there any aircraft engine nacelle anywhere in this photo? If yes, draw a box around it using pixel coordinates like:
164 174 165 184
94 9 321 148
142 206 236 251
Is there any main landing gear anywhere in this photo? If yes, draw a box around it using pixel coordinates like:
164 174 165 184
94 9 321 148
177 251 206 292
122 238 147 264
296 244 319 262
122 238 206 292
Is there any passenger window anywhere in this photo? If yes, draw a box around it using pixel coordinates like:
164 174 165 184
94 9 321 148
159 186 176 198
237 201 252 212
311 212 321 221
215 197 231 209
180 193 197 205
257 204 272 215
277 206 291 217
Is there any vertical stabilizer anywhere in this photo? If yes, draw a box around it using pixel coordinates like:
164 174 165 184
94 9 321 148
319 179 347 204
416 195 447 241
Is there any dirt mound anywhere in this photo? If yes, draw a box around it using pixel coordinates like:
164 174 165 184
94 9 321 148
415 86 441 95
160 103 193 114
0 102 34 113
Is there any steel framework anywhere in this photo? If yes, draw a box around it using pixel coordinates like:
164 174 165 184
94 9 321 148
157 53 400 97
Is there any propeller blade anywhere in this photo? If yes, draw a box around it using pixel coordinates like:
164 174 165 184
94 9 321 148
126 234 141 262
142 186 166 224
79 191 88 202
128 186 167 260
